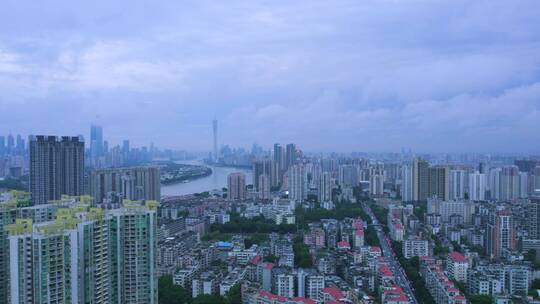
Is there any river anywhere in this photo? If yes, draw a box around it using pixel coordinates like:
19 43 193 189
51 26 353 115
161 160 252 196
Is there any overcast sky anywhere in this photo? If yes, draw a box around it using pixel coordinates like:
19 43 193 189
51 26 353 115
0 0 539 153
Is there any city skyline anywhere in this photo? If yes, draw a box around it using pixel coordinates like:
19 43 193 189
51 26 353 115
0 1 539 153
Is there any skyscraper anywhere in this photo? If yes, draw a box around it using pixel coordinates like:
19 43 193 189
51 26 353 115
227 172 246 200
258 174 270 200
428 166 450 201
449 169 467 200
318 172 332 203
285 143 296 169
486 210 515 259
7 134 14 154
289 164 307 202
90 124 104 159
412 159 429 201
29 135 85 205
468 172 486 201
253 159 272 192
0 136 5 155
213 119 218 162
401 164 413 202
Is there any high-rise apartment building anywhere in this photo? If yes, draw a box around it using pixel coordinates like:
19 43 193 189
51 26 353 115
401 164 413 202
449 170 467 200
7 201 158 304
428 166 450 201
258 174 270 200
29 135 85 205
469 172 486 201
412 159 429 201
500 166 520 201
227 172 246 200
318 172 333 203
89 166 161 204
289 164 307 202
253 159 272 192
369 165 385 197
486 210 515 259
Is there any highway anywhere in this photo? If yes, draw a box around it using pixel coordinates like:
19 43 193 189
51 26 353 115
363 203 419 304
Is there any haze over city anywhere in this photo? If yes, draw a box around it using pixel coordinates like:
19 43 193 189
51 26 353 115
0 0 539 153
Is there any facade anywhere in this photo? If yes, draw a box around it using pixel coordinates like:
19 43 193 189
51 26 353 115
7 200 158 304
289 165 307 202
90 166 161 203
29 135 85 205
259 174 271 200
318 172 332 203
228 172 247 201
446 252 468 282
403 238 429 259
412 159 429 201
469 172 486 201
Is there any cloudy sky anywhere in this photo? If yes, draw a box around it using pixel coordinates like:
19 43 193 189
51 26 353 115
0 0 539 153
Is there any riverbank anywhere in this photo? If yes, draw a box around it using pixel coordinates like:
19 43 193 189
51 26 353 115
159 162 213 185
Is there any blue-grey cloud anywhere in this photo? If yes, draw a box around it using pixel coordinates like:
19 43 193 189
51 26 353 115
0 0 539 153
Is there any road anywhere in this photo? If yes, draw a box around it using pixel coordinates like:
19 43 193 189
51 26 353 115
363 203 419 304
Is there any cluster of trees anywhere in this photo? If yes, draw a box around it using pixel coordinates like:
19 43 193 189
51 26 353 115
211 214 296 234
293 236 313 268
295 201 366 228
159 275 241 304
0 178 26 191
364 226 380 247
391 241 435 304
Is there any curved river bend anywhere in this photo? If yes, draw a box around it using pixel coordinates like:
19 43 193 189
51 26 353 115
161 160 252 196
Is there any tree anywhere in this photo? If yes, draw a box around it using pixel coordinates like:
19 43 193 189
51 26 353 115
226 284 242 304
158 275 191 304
469 295 493 304
193 295 226 304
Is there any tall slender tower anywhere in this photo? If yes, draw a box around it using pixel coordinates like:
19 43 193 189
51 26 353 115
212 119 218 162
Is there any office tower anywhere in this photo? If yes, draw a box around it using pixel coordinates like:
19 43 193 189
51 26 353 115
468 172 486 201
428 166 450 201
401 164 413 202
289 164 307 202
90 166 161 204
90 124 104 158
122 140 130 154
412 158 429 201
253 159 272 192
0 136 5 154
15 134 24 153
500 166 520 201
7 134 14 154
486 210 515 258
285 143 296 169
7 202 158 304
273 143 284 170
29 135 85 205
369 165 385 197
212 119 218 162
258 174 270 200
338 165 359 188
526 198 540 240
449 169 467 200
318 172 332 203
227 172 246 200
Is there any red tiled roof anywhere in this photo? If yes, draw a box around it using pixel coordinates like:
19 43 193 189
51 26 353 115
250 255 261 265
292 297 316 304
337 241 351 248
322 287 344 300
370 246 381 252
264 262 274 270
259 291 288 302
448 251 467 262
355 229 364 236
